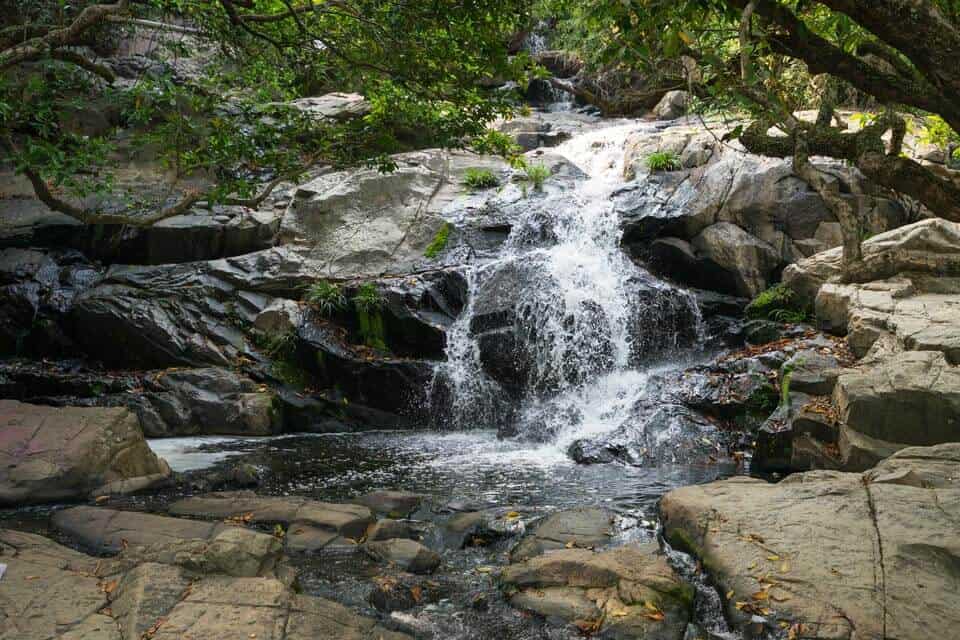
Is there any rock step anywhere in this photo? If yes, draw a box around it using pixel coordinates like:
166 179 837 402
660 443 960 640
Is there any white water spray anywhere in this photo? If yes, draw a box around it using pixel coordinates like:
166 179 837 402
433 121 703 460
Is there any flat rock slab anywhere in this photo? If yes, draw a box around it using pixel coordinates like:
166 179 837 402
501 543 693 639
510 507 615 561
660 443 960 640
0 400 171 506
0 528 411 640
53 506 228 553
0 529 117 640
168 491 374 540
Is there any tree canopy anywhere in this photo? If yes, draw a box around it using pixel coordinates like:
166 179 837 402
1 0 532 225
538 0 960 265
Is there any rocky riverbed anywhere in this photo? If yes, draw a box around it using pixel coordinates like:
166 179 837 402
3 92 960 640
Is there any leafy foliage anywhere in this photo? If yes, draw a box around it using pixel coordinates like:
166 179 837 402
463 168 499 190
352 283 384 314
1 0 532 223
305 281 346 316
646 150 681 172
746 285 808 323
521 161 550 191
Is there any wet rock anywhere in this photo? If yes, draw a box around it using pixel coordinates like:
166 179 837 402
253 298 303 334
501 543 693 640
442 507 530 549
52 506 230 553
782 349 841 395
364 539 441 574
168 491 374 540
742 319 786 345
368 575 444 612
353 490 426 519
0 248 102 357
366 519 423 542
510 507 615 561
0 401 171 506
660 444 960 640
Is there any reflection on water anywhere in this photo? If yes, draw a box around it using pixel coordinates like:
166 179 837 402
149 430 737 517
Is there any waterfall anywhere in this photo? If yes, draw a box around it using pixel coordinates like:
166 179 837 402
432 122 703 458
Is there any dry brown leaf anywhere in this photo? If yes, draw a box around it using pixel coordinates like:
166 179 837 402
410 585 423 603
102 579 118 594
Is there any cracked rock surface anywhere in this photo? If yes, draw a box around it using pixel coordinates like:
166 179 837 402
660 443 960 640
0 526 411 640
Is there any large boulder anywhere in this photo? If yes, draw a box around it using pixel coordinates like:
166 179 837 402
661 444 960 640
501 543 693 639
280 149 510 278
690 222 782 298
0 401 170 506
52 506 230 553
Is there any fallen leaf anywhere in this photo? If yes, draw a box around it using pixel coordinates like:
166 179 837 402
780 561 791 573
410 586 422 603
505 511 520 519
767 555 780 561
102 579 119 594
643 611 665 622
751 590 769 601
725 590 734 600
94 495 110 504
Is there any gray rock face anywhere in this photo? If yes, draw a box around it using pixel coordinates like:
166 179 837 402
0 401 170 506
510 507 615 561
661 443 960 640
833 351 960 469
285 92 370 121
137 367 281 437
281 149 509 278
620 143 905 297
691 222 781 297
501 543 693 640
785 218 960 304
651 90 690 120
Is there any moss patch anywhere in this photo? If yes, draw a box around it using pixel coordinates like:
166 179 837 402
424 222 451 259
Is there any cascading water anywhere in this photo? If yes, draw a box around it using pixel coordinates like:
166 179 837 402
432 122 705 460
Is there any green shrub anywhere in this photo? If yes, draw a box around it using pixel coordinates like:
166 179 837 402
352 283 384 313
523 162 551 191
746 284 808 322
305 281 346 316
424 222 451 259
646 150 681 172
463 167 499 190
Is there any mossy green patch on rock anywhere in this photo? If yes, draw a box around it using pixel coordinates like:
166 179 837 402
424 222 451 259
